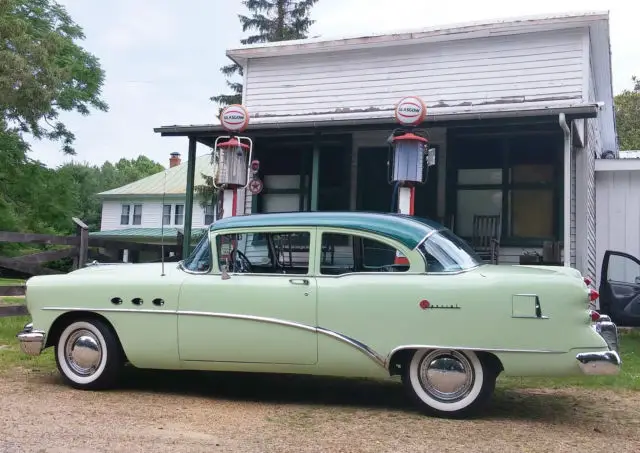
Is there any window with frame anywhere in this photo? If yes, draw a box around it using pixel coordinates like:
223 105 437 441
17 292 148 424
162 204 171 225
319 232 410 275
120 205 130 225
174 204 185 225
216 231 311 275
452 132 559 243
204 204 215 225
132 204 142 225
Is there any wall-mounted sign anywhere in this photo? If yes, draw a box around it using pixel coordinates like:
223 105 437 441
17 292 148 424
248 178 264 195
394 96 426 126
220 104 250 132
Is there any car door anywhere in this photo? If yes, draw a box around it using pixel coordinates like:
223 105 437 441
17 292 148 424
177 227 319 365
599 250 640 327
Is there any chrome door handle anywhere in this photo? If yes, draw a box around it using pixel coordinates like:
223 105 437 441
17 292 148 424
289 278 309 286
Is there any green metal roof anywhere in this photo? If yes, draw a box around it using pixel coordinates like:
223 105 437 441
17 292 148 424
90 228 206 241
210 212 443 249
97 154 213 198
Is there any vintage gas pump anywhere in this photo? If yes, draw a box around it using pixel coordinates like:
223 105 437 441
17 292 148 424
212 104 262 219
388 96 436 264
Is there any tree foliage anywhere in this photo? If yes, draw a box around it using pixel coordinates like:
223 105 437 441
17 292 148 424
0 0 107 155
614 76 640 151
211 0 319 109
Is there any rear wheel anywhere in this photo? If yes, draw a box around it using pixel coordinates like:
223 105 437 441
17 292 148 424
55 319 123 390
402 348 497 418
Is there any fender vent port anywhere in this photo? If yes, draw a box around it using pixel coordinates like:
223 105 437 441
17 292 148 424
110 297 123 305
152 298 165 307
131 298 143 306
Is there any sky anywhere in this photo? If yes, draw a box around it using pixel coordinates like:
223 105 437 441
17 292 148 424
27 0 639 168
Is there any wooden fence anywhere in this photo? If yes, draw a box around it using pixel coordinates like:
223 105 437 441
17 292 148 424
0 218 182 318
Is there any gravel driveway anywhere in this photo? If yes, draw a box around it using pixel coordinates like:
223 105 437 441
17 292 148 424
1 368 639 453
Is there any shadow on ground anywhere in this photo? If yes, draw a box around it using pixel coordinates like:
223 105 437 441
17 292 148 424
41 367 587 424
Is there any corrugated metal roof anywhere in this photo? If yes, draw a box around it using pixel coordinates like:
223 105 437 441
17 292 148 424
97 154 213 197
227 10 608 59
89 228 207 239
619 150 640 159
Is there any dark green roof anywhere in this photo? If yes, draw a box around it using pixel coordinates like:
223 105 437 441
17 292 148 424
210 212 443 249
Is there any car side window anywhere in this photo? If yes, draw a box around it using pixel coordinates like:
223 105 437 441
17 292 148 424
320 232 409 275
608 254 640 285
182 233 212 272
216 230 311 275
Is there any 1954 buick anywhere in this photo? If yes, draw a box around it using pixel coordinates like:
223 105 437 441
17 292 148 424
16 212 621 418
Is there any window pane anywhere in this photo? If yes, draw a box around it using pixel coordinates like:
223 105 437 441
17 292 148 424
458 168 502 185
456 189 502 237
608 254 640 284
132 204 142 225
512 164 554 184
174 204 184 225
510 189 553 238
262 194 299 213
319 233 409 275
163 205 171 225
120 205 130 225
182 234 211 272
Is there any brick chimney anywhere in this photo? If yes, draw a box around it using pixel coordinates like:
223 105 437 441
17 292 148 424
169 152 181 168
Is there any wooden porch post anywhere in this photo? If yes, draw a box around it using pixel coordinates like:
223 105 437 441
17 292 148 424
183 136 197 258
310 132 320 212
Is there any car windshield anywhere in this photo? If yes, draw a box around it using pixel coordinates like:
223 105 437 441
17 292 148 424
181 233 212 272
418 229 483 272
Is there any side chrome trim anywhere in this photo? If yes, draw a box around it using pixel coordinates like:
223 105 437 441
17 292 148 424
316 327 386 367
43 307 177 315
178 310 317 333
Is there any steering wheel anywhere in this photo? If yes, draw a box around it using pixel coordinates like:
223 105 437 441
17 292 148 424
230 249 253 273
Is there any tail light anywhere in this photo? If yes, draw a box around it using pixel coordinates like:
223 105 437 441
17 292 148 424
589 288 599 302
590 310 601 322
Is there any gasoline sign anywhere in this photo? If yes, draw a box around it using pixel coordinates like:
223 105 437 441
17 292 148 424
394 96 426 126
248 178 264 195
220 104 250 132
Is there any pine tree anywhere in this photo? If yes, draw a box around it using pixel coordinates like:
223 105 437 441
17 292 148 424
210 0 319 110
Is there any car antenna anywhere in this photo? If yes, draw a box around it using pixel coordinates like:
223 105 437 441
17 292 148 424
160 169 167 277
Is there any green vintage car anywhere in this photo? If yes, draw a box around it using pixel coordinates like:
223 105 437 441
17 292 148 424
16 212 620 418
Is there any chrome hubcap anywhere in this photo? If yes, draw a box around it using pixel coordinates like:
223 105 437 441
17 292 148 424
64 329 102 376
418 350 474 402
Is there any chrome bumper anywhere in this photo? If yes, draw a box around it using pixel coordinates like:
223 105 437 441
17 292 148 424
576 314 622 376
16 323 46 356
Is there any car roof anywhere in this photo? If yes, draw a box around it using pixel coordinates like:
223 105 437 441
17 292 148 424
210 211 443 249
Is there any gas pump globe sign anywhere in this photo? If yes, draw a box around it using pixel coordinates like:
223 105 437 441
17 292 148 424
394 96 426 126
212 104 256 190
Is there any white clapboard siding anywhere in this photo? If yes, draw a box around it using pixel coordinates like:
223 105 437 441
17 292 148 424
100 198 211 231
245 28 586 117
595 170 640 288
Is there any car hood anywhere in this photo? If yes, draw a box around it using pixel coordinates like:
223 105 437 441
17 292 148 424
68 262 183 278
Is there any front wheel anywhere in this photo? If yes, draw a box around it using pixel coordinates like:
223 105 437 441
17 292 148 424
55 319 123 390
402 349 497 418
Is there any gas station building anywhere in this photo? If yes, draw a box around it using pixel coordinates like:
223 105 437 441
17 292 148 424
154 11 617 282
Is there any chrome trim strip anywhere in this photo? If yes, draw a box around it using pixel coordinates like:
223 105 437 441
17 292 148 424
178 310 317 333
316 327 386 367
43 307 177 315
415 229 439 250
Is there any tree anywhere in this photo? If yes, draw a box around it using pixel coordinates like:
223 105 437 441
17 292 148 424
0 0 108 155
211 0 319 110
614 75 640 151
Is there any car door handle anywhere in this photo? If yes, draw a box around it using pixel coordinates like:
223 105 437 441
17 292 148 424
289 278 309 286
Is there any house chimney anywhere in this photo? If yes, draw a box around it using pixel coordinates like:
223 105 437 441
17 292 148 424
169 152 181 168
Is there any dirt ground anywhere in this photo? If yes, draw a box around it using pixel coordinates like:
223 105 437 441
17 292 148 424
1 368 639 453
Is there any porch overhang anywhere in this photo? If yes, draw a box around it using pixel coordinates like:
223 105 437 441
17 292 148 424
154 102 602 139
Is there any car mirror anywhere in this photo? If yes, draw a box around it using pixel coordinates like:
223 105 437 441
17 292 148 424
635 276 640 285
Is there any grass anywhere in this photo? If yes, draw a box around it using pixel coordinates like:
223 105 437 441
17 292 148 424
0 278 25 286
0 314 639 391
0 296 24 305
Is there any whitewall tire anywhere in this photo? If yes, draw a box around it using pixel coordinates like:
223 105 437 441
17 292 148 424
403 349 496 418
55 319 123 390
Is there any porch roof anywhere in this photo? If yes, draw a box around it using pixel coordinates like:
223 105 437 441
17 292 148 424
154 101 602 138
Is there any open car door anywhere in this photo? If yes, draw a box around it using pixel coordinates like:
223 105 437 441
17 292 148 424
599 250 640 327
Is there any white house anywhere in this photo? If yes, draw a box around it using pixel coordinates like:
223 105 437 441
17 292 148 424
92 151 219 262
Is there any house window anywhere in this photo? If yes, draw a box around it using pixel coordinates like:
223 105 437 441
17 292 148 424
452 132 559 243
162 205 171 225
174 204 184 225
120 205 130 225
204 204 215 225
132 204 142 225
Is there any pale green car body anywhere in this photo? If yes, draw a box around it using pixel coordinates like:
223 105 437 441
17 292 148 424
17 212 620 416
